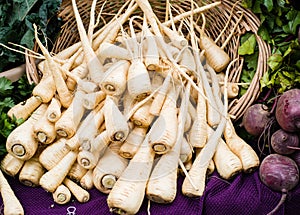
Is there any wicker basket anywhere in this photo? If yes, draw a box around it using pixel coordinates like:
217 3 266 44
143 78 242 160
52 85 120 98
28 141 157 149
34 0 270 120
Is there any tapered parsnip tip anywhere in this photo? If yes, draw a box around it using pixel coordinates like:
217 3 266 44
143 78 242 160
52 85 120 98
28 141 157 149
0 170 24 215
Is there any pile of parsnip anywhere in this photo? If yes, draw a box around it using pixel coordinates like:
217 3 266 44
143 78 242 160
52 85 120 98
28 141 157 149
1 0 260 214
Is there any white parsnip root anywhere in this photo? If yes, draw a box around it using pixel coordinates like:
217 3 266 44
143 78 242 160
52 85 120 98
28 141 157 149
0 170 24 215
1 0 260 214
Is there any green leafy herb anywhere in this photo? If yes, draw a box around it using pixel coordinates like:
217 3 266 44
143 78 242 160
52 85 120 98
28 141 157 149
0 0 62 72
242 0 300 95
0 76 35 157
0 78 14 96
238 33 259 96
238 33 257 55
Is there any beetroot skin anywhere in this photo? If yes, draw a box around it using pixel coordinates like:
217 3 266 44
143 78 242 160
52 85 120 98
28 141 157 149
242 104 271 136
271 129 299 155
291 151 300 168
259 154 299 192
275 89 300 132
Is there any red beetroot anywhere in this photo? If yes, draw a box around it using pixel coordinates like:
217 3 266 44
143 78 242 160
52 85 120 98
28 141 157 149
242 104 272 136
290 151 300 168
259 154 299 215
275 89 300 132
271 129 299 155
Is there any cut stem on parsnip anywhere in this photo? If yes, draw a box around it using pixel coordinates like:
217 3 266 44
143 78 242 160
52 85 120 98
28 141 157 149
55 90 86 138
100 60 130 96
148 86 179 154
104 96 129 142
46 97 62 123
146 80 190 204
19 157 45 187
33 104 56 144
6 104 47 161
93 143 128 194
53 184 72 205
130 99 154 128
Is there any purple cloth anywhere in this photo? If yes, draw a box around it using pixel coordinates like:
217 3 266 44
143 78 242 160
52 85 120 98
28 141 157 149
1 171 300 215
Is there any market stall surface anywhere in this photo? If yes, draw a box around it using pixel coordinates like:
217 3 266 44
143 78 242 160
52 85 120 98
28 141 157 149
1 170 299 215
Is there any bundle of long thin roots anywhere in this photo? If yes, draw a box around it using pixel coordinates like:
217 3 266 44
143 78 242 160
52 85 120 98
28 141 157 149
1 0 261 214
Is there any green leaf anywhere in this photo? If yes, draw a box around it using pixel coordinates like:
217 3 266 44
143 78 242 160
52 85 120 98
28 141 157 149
20 29 35 48
263 0 274 12
282 70 295 79
252 0 263 13
0 113 15 138
238 34 257 55
267 53 283 71
12 0 39 21
277 0 286 8
240 68 256 96
277 71 292 93
16 75 35 97
282 9 300 34
0 0 62 72
283 44 293 57
295 60 300 69
258 26 271 42
241 0 253 8
244 52 259 71
260 71 271 90
0 77 13 96
275 16 283 27
0 97 14 115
